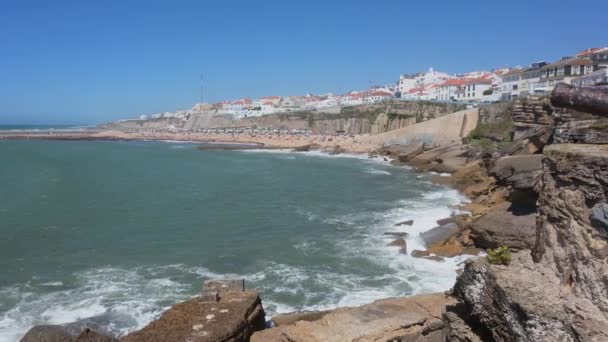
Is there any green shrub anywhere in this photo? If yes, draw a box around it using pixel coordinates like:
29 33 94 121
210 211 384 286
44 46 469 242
483 89 493 96
487 246 512 265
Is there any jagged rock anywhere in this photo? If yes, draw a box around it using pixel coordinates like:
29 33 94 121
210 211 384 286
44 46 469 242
427 239 464 257
396 144 424 163
251 293 454 342
271 311 330 327
21 325 76 342
387 238 407 247
447 253 608 341
410 143 462 169
121 290 265 342
489 155 544 190
505 126 552 156
76 329 117 342
554 119 608 144
445 143 608 341
535 144 608 312
590 202 608 236
379 143 424 163
395 219 414 226
383 231 408 238
411 250 430 258
420 223 459 246
470 202 536 251
20 326 116 342
292 144 320 152
436 214 470 230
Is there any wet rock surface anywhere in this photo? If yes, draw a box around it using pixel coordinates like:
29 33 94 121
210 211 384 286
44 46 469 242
420 223 460 246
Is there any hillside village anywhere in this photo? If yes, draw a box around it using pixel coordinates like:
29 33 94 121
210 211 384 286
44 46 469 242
136 47 608 123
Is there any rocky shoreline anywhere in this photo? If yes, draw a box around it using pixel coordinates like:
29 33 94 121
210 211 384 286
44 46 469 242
18 85 608 341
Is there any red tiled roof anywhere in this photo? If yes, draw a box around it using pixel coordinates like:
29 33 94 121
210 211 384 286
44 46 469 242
233 98 252 105
439 79 466 87
464 78 492 85
577 47 605 57
368 90 392 96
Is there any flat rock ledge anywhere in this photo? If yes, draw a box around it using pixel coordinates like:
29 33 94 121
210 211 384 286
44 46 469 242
251 293 454 342
122 280 265 342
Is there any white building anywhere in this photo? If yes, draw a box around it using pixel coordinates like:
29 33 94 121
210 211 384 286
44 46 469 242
397 68 450 98
397 75 417 95
340 92 365 106
436 79 466 101
455 79 492 102
363 90 393 103
500 68 523 101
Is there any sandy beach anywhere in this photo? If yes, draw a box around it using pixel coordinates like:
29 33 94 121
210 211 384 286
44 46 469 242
0 129 382 153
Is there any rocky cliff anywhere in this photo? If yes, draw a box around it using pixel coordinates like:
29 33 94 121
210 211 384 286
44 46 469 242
444 146 608 341
105 101 466 135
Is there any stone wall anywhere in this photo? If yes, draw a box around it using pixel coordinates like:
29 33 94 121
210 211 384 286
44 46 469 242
511 97 554 141
359 108 479 147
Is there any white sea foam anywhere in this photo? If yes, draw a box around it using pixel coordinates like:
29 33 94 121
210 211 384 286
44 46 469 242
241 149 392 166
0 266 205 341
366 168 391 176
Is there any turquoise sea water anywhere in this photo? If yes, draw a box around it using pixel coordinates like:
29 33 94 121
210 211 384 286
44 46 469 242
0 140 466 341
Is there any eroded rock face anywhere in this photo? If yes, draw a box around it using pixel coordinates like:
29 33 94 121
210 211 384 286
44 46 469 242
448 253 608 342
252 293 454 342
446 143 608 341
534 144 608 313
121 290 265 342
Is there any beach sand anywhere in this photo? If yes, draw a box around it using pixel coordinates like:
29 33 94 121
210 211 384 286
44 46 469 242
0 130 382 153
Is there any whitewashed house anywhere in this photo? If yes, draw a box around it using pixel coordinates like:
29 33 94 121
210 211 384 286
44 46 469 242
437 79 466 101
456 79 492 102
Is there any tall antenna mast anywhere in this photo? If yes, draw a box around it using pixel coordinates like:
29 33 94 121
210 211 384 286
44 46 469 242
199 73 204 105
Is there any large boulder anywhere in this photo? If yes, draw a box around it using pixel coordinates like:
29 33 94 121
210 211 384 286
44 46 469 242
380 143 424 163
20 325 117 342
489 154 543 190
20 325 75 342
410 143 463 169
470 201 536 251
420 223 460 246
122 280 265 342
252 293 454 342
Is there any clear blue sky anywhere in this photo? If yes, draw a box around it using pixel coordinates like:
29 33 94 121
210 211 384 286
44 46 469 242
1 0 606 125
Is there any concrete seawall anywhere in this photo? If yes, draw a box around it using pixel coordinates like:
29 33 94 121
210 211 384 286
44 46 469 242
360 108 479 147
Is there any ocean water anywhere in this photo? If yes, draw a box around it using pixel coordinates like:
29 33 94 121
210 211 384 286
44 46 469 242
0 124 91 131
0 140 467 341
